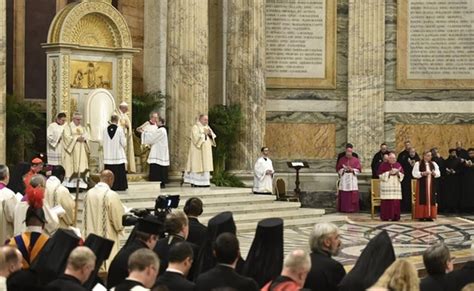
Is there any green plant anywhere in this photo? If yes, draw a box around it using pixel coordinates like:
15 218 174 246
208 104 244 186
6 95 45 167
211 171 245 187
131 91 165 129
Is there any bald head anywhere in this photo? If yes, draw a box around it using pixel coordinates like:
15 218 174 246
281 249 311 287
0 246 22 277
100 170 114 187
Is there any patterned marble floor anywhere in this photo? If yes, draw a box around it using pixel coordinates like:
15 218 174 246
237 213 474 268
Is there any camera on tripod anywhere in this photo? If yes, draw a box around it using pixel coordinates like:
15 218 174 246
122 195 181 227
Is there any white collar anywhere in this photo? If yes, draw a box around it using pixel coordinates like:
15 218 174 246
96 182 110 189
27 226 43 233
166 268 184 275
218 263 235 269
48 176 60 183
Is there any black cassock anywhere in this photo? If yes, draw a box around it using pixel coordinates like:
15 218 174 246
397 150 420 212
441 156 463 213
112 279 145 291
461 158 474 211
107 240 148 289
7 269 42 291
432 156 445 211
46 274 87 291
371 151 386 179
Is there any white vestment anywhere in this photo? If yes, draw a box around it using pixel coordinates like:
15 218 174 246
412 161 441 179
45 176 75 228
379 170 405 200
0 184 18 243
82 182 124 270
116 110 136 173
184 122 216 186
13 200 60 236
46 122 65 165
142 127 170 166
62 122 90 189
338 168 360 191
253 157 274 193
103 125 127 165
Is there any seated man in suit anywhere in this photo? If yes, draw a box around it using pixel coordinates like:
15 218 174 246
112 248 159 291
183 197 208 249
195 233 258 291
155 242 195 291
420 243 453 291
154 211 193 275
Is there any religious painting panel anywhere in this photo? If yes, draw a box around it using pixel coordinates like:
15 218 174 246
69 60 113 90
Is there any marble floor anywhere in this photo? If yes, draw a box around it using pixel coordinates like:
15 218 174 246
237 213 474 270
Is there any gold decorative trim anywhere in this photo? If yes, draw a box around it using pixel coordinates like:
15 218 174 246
47 1 132 48
51 59 58 119
61 54 70 117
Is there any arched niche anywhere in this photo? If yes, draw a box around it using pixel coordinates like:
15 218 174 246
42 0 138 125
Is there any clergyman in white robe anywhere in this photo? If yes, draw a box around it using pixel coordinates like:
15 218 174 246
253 148 275 194
103 117 128 191
142 121 170 186
116 102 136 173
62 113 90 189
46 113 66 165
45 173 75 229
82 178 124 271
184 115 216 187
0 166 18 244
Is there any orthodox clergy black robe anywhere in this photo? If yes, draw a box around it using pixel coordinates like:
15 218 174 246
107 239 148 289
371 151 386 179
441 156 463 212
398 151 420 212
303 249 346 291
46 274 87 291
461 158 474 211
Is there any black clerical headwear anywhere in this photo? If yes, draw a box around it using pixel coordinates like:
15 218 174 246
242 218 284 287
193 211 239 278
339 230 395 291
83 234 115 289
30 228 81 286
207 211 236 239
136 216 164 235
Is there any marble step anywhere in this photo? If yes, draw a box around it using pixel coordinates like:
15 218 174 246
199 207 324 224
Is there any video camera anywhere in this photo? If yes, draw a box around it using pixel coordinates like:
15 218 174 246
122 195 180 227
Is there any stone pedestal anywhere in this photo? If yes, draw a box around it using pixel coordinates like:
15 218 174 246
226 0 266 171
143 0 167 104
0 0 5 163
166 0 209 172
347 0 385 169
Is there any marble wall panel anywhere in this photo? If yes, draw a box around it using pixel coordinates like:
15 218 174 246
266 112 346 172
385 113 474 156
265 123 336 160
395 125 474 157
385 0 473 101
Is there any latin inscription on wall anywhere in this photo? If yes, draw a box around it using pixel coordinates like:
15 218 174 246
265 0 336 88
398 0 474 89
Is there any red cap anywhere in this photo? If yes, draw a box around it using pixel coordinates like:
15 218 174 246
31 157 43 164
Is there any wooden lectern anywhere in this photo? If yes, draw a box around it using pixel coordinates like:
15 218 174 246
287 161 310 196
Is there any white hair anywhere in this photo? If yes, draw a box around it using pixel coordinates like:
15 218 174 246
283 249 311 272
309 222 339 252
72 112 82 118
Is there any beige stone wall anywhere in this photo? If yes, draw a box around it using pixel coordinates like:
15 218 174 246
118 0 144 94
0 0 5 163
395 124 474 157
265 123 336 160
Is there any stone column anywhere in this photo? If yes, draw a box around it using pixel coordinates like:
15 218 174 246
347 0 385 168
0 0 6 164
143 0 167 94
226 0 266 171
13 0 25 99
166 0 208 173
